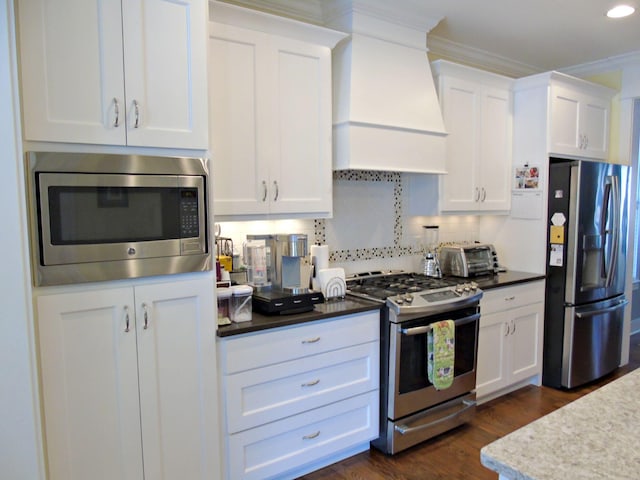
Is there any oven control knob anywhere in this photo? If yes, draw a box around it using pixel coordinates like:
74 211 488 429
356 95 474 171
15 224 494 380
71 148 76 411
470 282 478 291
404 294 414 303
395 297 404 305
456 284 464 293
464 284 471 292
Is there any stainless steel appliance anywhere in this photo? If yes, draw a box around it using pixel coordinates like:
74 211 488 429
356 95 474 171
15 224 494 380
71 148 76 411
246 234 322 315
438 244 500 277
544 158 629 388
347 272 482 454
26 152 210 286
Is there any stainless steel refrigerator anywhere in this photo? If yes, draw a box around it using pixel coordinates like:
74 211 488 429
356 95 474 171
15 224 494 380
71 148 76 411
544 158 629 388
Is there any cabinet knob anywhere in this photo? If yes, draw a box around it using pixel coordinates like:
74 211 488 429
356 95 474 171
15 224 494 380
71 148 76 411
133 100 140 128
301 336 320 344
261 180 267 202
302 431 320 440
142 303 149 329
124 305 130 332
273 180 279 202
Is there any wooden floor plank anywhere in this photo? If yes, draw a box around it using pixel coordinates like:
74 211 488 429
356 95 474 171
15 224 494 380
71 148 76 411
298 332 640 479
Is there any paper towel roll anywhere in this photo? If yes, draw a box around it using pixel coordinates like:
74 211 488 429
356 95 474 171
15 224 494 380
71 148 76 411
310 245 329 291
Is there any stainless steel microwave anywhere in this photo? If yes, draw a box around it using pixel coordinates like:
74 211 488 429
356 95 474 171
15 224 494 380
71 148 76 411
26 152 211 286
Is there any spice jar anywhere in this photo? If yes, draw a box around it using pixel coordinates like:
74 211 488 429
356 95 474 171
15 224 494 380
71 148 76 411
230 285 253 322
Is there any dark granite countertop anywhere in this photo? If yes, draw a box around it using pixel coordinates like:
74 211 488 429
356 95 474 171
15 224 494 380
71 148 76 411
470 270 546 291
217 271 543 338
217 297 383 338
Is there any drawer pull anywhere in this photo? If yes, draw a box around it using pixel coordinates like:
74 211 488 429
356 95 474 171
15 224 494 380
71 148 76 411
301 379 320 387
302 431 320 440
301 336 320 344
504 296 516 301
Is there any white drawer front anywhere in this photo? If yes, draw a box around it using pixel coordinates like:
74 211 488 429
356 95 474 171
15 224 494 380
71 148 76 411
225 341 379 433
480 280 544 315
228 391 379 480
219 310 380 374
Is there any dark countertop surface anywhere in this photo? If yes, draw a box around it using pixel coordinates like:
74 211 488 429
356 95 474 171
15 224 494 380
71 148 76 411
217 297 383 337
468 270 546 291
216 270 545 338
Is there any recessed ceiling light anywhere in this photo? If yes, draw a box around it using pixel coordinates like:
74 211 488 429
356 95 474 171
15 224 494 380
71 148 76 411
607 4 635 18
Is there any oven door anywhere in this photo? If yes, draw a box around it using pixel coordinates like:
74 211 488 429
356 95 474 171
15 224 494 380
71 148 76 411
388 306 479 420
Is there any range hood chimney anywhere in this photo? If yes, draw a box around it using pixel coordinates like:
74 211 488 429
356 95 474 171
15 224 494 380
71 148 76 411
325 0 448 173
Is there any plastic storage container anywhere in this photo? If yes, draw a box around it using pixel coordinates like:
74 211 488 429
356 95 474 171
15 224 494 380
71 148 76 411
230 285 253 322
217 287 232 325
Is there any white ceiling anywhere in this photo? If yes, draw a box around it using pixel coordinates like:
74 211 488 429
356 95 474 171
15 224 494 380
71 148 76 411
222 0 640 77
425 0 640 76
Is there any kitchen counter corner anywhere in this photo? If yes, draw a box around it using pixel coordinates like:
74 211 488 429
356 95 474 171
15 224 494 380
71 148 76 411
217 297 383 337
480 368 640 480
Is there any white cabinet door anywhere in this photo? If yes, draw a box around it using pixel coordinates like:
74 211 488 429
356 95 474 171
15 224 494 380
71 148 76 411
209 19 333 218
209 23 270 216
478 86 512 210
267 35 332 216
135 278 218 480
476 310 509 397
438 76 480 211
18 0 126 145
37 288 143 480
17 0 207 149
580 94 610 159
122 0 208 149
508 304 543 384
36 276 218 480
549 84 581 155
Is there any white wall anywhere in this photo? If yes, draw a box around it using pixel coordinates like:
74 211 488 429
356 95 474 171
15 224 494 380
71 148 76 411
0 0 44 478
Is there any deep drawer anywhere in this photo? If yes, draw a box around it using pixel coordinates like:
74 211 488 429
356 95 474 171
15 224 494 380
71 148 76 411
218 310 379 374
225 341 379 433
227 391 379 480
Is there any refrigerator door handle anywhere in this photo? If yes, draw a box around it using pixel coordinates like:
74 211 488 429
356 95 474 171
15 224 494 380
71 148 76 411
575 299 628 318
604 175 621 288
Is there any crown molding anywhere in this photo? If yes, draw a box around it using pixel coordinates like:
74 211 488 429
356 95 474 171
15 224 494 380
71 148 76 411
426 35 541 78
560 50 640 77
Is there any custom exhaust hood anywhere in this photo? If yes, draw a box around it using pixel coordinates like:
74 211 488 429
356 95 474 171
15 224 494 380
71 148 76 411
325 0 448 173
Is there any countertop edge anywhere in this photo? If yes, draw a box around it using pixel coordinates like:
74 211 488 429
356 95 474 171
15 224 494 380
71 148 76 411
217 299 383 337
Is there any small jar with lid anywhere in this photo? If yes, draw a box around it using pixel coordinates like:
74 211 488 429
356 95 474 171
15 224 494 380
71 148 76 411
216 287 232 325
230 285 253 322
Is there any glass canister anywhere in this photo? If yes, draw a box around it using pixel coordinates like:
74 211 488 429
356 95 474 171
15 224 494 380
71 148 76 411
230 285 253 323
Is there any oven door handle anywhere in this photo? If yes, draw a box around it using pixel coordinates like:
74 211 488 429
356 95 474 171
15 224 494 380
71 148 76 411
399 313 480 336
394 399 477 435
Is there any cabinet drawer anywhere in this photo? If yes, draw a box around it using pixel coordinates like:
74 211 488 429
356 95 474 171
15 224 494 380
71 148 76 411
228 391 379 480
225 341 379 433
219 311 379 374
481 280 544 316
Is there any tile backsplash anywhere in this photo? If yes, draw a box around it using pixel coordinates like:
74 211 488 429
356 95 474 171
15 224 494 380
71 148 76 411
216 171 479 275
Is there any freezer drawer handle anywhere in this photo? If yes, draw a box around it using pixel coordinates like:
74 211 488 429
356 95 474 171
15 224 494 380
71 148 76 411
400 313 480 336
395 399 476 435
575 299 628 318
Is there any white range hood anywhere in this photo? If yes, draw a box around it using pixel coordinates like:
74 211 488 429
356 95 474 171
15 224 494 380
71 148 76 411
325 0 448 173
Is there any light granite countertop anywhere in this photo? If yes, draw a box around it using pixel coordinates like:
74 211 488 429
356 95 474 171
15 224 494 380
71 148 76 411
481 368 640 479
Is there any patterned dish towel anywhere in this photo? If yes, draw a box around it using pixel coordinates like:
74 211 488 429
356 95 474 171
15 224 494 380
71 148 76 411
427 320 455 390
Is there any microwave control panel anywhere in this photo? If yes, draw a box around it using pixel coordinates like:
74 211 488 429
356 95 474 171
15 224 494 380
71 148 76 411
180 189 199 238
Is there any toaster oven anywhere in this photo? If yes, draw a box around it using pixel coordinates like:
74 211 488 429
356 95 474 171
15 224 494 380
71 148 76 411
438 244 499 277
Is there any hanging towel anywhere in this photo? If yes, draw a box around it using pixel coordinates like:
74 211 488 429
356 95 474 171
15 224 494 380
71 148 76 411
427 320 455 390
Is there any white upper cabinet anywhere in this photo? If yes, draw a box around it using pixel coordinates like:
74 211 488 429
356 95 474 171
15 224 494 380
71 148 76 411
17 0 208 149
549 79 613 159
208 1 346 219
514 71 615 161
433 60 513 213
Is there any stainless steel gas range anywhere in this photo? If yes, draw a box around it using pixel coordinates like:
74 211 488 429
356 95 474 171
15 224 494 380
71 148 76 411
346 272 483 454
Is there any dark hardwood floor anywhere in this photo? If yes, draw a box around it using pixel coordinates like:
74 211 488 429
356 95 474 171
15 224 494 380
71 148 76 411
298 332 640 480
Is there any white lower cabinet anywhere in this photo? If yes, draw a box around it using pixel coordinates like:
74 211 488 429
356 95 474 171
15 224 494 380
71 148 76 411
476 280 545 402
36 275 219 480
218 311 380 480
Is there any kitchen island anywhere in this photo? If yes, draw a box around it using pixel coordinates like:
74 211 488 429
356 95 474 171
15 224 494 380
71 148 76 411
481 368 640 479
